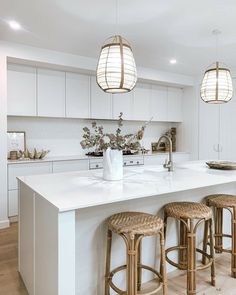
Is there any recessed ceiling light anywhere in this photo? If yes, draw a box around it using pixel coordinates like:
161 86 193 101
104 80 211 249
170 59 177 64
8 20 22 30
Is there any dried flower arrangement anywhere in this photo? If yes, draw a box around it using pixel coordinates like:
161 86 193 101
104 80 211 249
80 113 151 153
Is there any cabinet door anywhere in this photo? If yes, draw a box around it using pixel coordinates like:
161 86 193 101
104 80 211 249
37 68 65 117
150 85 168 121
167 87 183 122
112 92 133 120
90 77 112 119
66 73 90 118
220 83 236 161
8 190 18 217
8 162 52 190
133 83 151 121
7 64 37 116
199 100 220 160
52 159 89 173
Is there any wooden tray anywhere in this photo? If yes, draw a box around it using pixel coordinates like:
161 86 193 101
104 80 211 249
206 161 236 170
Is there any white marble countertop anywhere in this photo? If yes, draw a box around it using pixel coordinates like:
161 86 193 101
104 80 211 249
8 151 189 164
18 161 236 212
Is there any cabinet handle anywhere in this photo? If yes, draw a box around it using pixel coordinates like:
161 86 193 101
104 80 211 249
124 162 127 165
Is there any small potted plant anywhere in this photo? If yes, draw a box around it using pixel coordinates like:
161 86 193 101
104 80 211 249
80 113 151 181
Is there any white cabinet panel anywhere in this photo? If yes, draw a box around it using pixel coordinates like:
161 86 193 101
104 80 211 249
37 69 65 117
8 162 52 190
220 86 236 161
7 64 37 116
112 92 133 120
133 83 151 121
66 73 90 118
167 87 183 122
150 85 168 121
199 100 220 160
8 190 18 217
90 77 112 119
52 159 89 173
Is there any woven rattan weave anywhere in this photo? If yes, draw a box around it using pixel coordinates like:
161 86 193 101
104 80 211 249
105 211 167 295
205 194 236 278
164 202 215 295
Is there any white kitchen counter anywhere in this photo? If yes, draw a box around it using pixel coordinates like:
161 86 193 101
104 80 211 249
18 160 236 295
18 161 236 212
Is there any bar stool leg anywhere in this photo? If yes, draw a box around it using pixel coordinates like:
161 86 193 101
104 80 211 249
137 239 142 291
231 207 236 278
105 229 112 295
179 219 188 269
202 219 209 265
215 208 223 253
126 234 139 295
209 218 216 286
187 220 196 295
160 227 167 295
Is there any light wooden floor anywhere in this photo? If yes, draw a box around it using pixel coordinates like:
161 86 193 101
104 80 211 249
1 223 236 294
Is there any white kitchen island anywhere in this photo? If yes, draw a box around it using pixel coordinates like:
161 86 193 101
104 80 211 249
18 161 236 295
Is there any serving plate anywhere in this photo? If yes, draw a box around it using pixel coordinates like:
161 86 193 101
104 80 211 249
206 161 236 170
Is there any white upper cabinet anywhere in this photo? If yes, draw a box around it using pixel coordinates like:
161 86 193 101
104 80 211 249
7 64 37 116
112 92 134 120
90 76 112 119
133 83 151 121
150 85 168 121
66 72 90 118
37 68 66 117
167 87 183 122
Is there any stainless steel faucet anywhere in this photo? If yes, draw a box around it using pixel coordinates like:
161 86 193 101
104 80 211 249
157 135 174 172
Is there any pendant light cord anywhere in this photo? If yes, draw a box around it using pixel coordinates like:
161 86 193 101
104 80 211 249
115 0 119 35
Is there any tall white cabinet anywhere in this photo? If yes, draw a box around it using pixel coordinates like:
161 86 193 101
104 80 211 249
37 69 66 117
112 92 133 120
133 83 151 121
167 87 183 122
7 64 37 116
150 85 168 121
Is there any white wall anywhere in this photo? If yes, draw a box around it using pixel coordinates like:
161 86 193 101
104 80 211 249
7 116 180 157
0 54 9 228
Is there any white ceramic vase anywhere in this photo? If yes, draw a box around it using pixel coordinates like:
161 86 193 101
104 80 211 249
103 148 123 181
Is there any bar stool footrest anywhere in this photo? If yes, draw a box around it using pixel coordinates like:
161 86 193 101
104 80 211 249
107 264 163 295
166 245 213 271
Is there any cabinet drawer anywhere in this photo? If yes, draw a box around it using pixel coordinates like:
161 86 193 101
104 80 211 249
89 161 103 170
52 160 89 173
8 190 18 217
8 162 52 190
123 156 144 166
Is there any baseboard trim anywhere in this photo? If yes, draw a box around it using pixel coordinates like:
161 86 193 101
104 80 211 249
0 219 10 229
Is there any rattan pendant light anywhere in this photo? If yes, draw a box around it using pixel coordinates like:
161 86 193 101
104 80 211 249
96 1 137 93
200 30 233 103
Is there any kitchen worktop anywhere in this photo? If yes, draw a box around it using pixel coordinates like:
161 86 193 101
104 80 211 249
18 161 236 212
8 151 189 164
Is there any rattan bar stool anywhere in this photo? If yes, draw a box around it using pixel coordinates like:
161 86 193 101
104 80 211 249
164 202 215 295
204 194 236 277
105 212 167 295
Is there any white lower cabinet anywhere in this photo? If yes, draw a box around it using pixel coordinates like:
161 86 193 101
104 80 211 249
8 190 18 217
52 159 89 173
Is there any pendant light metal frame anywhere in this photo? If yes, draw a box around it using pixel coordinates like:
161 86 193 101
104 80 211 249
96 35 137 93
200 30 233 104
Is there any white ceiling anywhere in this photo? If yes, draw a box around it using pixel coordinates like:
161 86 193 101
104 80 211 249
1 0 236 76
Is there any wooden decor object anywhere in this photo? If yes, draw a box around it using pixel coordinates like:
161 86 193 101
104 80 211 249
164 202 215 295
204 194 236 278
105 212 167 295
206 161 236 170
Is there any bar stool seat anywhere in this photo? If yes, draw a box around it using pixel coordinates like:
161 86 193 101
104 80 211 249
105 212 167 295
207 194 236 208
205 194 236 278
165 202 212 220
164 202 215 295
108 212 163 236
